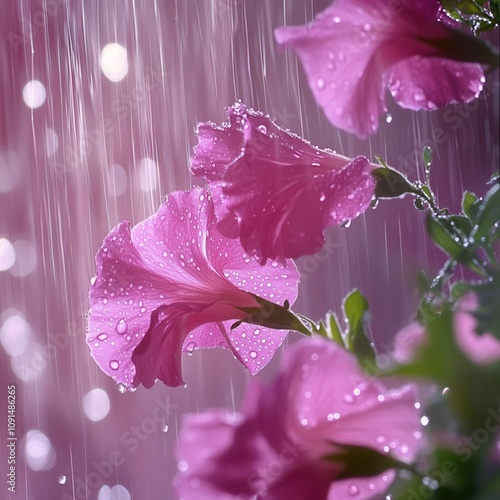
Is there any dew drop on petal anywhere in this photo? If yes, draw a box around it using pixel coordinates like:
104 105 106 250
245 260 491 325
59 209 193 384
97 333 108 341
116 383 127 394
316 78 325 90
109 360 120 370
116 319 127 334
348 484 359 496
249 350 258 359
185 342 196 355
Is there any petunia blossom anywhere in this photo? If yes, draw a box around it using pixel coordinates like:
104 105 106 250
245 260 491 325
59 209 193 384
175 336 422 499
86 187 300 389
275 0 493 138
453 293 500 365
191 103 375 262
392 293 500 366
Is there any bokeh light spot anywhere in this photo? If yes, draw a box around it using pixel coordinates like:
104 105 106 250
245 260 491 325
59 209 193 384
24 430 56 471
83 388 111 422
0 311 31 357
22 80 47 109
0 238 15 271
100 43 129 82
107 164 128 197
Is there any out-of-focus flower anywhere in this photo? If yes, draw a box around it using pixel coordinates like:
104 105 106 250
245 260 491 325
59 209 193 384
175 336 421 499
454 293 500 365
191 103 375 262
275 0 494 138
392 322 428 365
393 293 500 366
86 187 300 389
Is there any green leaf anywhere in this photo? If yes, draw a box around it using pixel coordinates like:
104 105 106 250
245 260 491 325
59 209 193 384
328 312 345 347
448 215 473 236
426 213 477 268
417 271 430 293
471 183 500 242
372 166 419 199
462 190 479 221
323 442 415 480
343 290 376 370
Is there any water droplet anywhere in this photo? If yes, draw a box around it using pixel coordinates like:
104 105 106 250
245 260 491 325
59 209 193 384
385 113 392 123
90 276 97 285
109 360 120 370
116 382 126 393
249 351 258 359
116 319 127 334
186 342 196 355
343 394 354 404
178 460 188 472
58 475 67 485
363 22 372 31
316 78 325 90
162 424 169 433
333 16 341 23
300 418 308 426
97 333 108 341
420 415 430 426
319 193 326 202
348 484 359 496
257 124 267 134
442 387 450 396
253 329 260 335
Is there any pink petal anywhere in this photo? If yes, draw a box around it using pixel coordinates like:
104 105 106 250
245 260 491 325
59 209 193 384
174 410 248 499
388 57 484 110
275 0 486 137
392 322 428 364
87 187 299 389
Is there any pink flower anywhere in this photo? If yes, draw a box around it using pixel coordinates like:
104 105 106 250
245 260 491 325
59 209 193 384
191 103 375 262
86 187 300 389
454 293 500 365
175 336 421 499
392 293 500 366
275 0 490 138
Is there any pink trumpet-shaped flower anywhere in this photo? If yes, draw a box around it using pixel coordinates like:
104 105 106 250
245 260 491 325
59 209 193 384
175 336 421 499
86 187 300 389
275 0 491 138
191 103 375 262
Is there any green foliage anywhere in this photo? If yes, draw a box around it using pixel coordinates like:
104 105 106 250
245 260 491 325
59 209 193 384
441 0 500 34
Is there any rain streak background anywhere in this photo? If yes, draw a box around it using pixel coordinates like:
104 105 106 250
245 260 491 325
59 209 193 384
0 1 498 499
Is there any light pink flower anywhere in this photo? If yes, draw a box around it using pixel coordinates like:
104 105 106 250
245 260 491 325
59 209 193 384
392 293 500 366
454 293 500 365
175 336 421 499
275 0 489 138
87 187 300 389
191 103 375 262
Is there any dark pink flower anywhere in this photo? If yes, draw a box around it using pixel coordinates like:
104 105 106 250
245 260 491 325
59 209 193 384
175 336 421 499
86 187 300 389
191 103 375 262
275 0 490 138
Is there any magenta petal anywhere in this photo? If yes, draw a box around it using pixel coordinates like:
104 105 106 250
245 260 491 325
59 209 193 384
389 57 485 110
191 121 243 181
87 187 299 389
275 0 487 137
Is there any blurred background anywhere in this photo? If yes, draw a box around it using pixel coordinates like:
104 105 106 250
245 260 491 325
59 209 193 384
0 1 498 499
